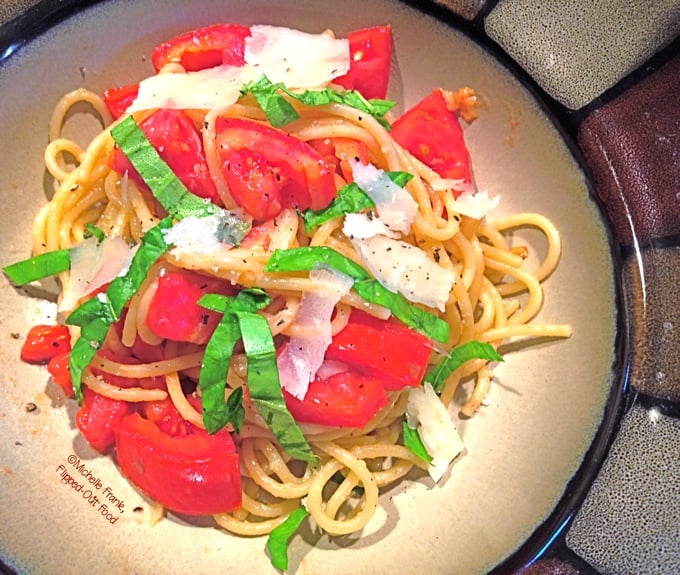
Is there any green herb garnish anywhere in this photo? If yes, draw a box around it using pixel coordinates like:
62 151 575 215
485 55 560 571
266 506 310 572
402 419 432 464
425 341 503 393
2 249 71 286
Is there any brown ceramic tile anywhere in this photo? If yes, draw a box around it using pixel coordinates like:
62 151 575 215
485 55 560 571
623 246 680 401
514 558 581 575
577 54 680 247
565 403 680 574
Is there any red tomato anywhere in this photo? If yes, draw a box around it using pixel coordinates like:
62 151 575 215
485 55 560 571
102 83 139 119
20 324 71 364
390 88 472 186
308 137 370 182
334 25 392 100
215 117 336 221
145 270 236 344
111 109 220 205
115 411 242 515
284 370 389 428
47 352 73 397
325 310 433 391
151 24 251 72
76 387 132 454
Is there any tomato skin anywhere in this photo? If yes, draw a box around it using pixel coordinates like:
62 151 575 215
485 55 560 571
215 117 336 221
284 370 389 428
115 411 242 515
47 352 73 397
111 109 220 205
325 310 433 391
308 137 370 182
334 25 392 100
102 83 139 119
151 24 251 72
390 88 471 186
76 388 133 454
145 270 236 344
20 325 71 364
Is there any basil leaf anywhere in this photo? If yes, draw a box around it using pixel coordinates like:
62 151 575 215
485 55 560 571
266 506 310 572
425 341 503 393
3 249 71 286
66 218 173 401
265 247 450 343
352 279 449 344
265 246 370 281
110 117 222 221
242 76 300 128
386 171 414 188
237 311 318 464
198 311 244 434
402 419 432 464
83 224 106 242
302 182 375 233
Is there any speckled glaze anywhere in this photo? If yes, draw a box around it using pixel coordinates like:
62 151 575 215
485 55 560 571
2 0 679 574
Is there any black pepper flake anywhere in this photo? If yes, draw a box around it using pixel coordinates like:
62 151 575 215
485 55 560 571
10 333 20 340
133 506 144 513
433 248 441 263
25 402 38 413
200 314 210 325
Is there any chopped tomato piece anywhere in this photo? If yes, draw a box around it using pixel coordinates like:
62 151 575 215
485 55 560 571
76 387 132 454
284 370 389 428
115 411 242 515
151 24 251 72
145 270 236 344
102 83 139 119
308 137 370 182
390 88 472 186
20 324 71 364
215 117 336 221
111 109 220 205
47 352 73 397
334 25 392 100
325 310 433 390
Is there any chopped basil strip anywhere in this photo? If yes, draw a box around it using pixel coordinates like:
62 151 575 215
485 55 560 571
199 291 318 464
425 341 503 393
402 419 432 464
83 224 106 242
110 117 222 220
66 218 173 401
3 249 71 286
302 182 375 233
241 75 395 129
198 290 272 434
266 506 310 571
264 246 449 343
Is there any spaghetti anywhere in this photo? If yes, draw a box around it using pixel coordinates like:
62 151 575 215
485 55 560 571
20 23 571 552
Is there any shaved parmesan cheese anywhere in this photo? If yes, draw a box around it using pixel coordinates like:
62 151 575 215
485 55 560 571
162 214 226 255
350 160 418 235
277 267 354 399
406 383 464 483
342 212 395 240
451 189 499 220
128 26 350 113
351 235 455 312
245 25 349 88
430 177 471 194
127 65 252 113
59 236 137 312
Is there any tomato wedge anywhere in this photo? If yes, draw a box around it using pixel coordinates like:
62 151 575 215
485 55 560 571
334 25 392 100
151 24 251 72
215 117 336 221
308 137 370 182
284 370 389 428
325 310 433 391
102 83 139 119
20 324 71 364
115 411 242 515
390 88 472 186
145 270 236 345
111 109 220 205
47 352 73 397
76 387 132 454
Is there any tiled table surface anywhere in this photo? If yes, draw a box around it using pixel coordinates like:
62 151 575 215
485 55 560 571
1 1 679 574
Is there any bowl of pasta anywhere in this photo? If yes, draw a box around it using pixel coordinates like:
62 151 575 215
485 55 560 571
0 1 620 574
